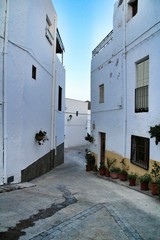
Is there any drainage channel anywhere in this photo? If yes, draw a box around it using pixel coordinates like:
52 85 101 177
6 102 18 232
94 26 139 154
0 185 77 240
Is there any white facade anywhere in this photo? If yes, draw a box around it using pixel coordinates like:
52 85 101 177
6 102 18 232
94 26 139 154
0 0 65 184
65 98 90 148
91 0 160 174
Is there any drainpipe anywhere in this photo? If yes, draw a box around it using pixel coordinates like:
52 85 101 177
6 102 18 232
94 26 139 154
50 15 57 165
2 0 9 184
123 0 127 158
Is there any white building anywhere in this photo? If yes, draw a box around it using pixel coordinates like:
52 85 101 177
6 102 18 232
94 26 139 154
91 0 160 176
65 98 90 148
0 0 65 184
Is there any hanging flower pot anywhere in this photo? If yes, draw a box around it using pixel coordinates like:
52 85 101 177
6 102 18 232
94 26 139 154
35 130 49 145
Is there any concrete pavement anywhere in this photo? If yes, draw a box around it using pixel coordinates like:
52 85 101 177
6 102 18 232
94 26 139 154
0 146 160 240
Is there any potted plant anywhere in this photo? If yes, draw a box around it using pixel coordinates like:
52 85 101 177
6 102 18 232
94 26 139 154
139 173 151 191
99 162 106 176
119 169 128 181
35 130 49 145
148 124 160 145
85 133 94 143
119 158 128 181
93 165 98 172
157 178 160 199
128 173 137 186
106 158 116 177
110 167 121 179
150 161 160 195
85 149 95 171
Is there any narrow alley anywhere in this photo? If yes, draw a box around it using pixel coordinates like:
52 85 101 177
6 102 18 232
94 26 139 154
0 146 160 240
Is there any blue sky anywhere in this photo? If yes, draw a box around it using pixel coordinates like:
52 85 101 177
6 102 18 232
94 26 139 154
52 0 115 101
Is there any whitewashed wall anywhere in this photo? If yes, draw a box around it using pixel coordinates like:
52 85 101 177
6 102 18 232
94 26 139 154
0 0 59 183
55 55 65 149
65 99 90 148
91 0 160 166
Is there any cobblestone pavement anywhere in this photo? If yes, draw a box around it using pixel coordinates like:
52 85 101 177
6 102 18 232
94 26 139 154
0 146 160 240
31 203 143 240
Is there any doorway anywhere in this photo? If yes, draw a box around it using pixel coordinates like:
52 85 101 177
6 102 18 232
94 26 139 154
100 132 106 163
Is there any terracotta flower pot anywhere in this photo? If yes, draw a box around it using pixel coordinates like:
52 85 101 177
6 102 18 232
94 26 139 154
119 173 127 181
140 182 149 191
110 172 119 179
151 182 158 195
106 169 110 177
86 165 92 172
99 168 106 176
129 178 136 186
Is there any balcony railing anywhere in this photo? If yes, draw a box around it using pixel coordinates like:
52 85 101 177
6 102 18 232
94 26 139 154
92 30 113 57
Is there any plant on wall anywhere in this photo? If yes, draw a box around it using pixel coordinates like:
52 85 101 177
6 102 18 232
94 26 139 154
148 124 160 145
35 130 49 145
85 133 94 143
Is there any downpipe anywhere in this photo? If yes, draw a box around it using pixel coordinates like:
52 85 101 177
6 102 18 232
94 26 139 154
2 0 9 184
50 15 57 162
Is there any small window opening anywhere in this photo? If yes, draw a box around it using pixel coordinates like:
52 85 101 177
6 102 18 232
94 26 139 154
58 86 62 111
99 84 104 103
32 65 36 80
118 0 123 7
129 0 138 17
76 111 78 116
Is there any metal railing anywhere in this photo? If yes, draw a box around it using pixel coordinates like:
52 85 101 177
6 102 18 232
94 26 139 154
92 30 113 57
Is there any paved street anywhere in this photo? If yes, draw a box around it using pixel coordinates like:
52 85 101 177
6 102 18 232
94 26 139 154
0 146 160 240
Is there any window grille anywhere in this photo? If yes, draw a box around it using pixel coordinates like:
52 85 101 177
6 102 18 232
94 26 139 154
135 58 149 112
131 135 149 170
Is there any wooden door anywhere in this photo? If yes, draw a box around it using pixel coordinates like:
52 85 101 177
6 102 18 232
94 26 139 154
100 133 105 163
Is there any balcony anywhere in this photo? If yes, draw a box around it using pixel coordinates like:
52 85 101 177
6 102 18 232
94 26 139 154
92 30 113 57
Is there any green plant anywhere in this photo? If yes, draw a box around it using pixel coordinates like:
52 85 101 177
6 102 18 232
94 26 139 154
93 165 98 172
35 130 49 145
106 158 116 170
99 162 106 169
148 124 160 145
128 172 137 180
120 169 128 174
151 161 160 183
110 167 121 173
139 173 151 183
157 178 160 199
120 158 128 172
85 133 94 143
85 149 95 166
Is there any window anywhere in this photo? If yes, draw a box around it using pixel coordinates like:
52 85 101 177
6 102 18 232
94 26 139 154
99 84 104 103
128 0 138 17
58 86 62 111
45 15 53 45
32 65 36 80
131 135 149 170
135 57 149 113
118 0 123 7
76 111 78 116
